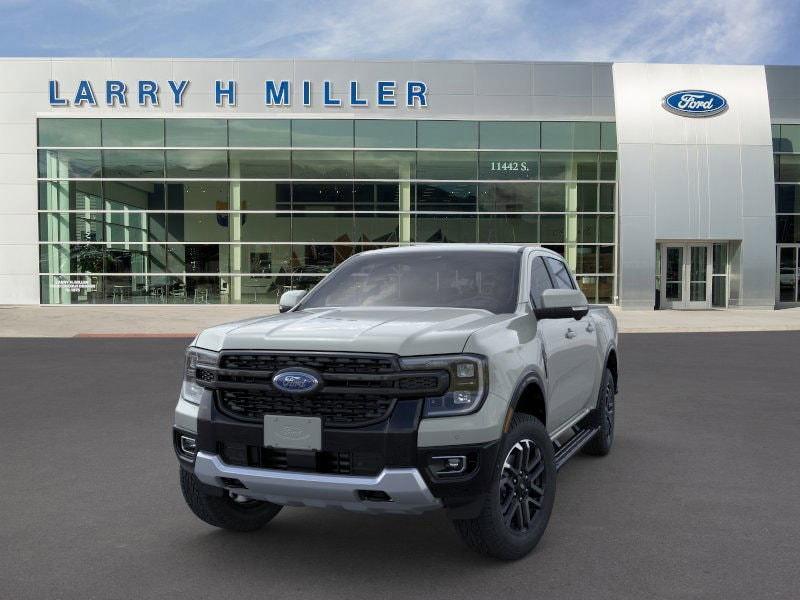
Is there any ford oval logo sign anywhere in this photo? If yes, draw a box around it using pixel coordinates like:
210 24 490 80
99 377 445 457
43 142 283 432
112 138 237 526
663 90 727 117
272 369 321 394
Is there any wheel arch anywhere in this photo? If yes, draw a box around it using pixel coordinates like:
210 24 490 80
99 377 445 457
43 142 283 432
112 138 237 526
504 372 547 432
605 346 619 393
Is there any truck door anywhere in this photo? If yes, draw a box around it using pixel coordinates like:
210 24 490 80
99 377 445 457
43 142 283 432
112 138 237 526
531 256 598 428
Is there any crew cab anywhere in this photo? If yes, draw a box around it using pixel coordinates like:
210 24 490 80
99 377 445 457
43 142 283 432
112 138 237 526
174 245 618 560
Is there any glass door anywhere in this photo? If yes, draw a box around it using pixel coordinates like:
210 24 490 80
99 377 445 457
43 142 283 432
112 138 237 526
659 243 713 309
777 245 799 304
661 245 684 309
686 245 711 309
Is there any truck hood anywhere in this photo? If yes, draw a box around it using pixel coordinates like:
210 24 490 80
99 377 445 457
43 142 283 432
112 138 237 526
194 307 509 356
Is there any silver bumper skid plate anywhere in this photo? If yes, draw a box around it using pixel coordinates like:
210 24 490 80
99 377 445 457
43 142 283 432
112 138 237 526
193 451 441 514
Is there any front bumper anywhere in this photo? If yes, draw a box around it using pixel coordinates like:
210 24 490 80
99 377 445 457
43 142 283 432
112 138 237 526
194 451 440 514
175 389 500 518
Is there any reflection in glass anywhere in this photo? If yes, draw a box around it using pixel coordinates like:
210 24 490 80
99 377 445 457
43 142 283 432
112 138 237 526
165 150 228 178
39 119 101 147
292 120 353 147
416 183 477 212
414 215 477 243
479 122 540 149
229 150 290 179
416 151 477 180
165 119 227 147
417 121 478 148
478 152 539 179
38 149 102 178
229 120 290 147
478 214 538 243
292 150 353 178
103 150 164 178
103 119 164 147
478 183 538 212
354 120 415 148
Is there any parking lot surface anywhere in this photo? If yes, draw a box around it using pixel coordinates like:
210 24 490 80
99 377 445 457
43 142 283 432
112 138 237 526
1 332 798 600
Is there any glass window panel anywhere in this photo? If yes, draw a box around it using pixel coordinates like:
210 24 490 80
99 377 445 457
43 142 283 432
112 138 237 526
354 214 400 243
778 155 800 182
292 213 354 243
165 150 228 178
576 245 598 273
292 183 354 211
540 215 565 243
229 150 290 179
597 276 613 303
228 119 290 147
576 153 599 180
354 120 415 148
38 181 103 210
479 122 540 149
713 243 727 274
772 124 782 152
598 214 615 243
38 149 102 178
236 274 293 304
292 244 354 272
38 119 100 147
600 152 617 180
416 151 477 179
291 120 353 147
776 215 799 243
530 256 554 307
167 244 228 273
776 185 800 213
540 122 573 149
478 214 538 243
414 215 477 243
102 119 164 147
238 181 291 210
540 152 570 180
478 183 538 212
712 276 727 307
539 183 566 212
417 121 478 148
478 152 539 179
104 181 165 210
180 276 226 304
577 183 598 212
103 150 164 178
165 119 227 147
599 183 615 212
354 151 415 179
577 276 598 303
598 245 614 273
578 215 597 243
168 213 230 243
239 212 291 242
354 183 401 211
415 183 477 211
573 122 601 149
780 125 800 153
292 150 353 178
167 182 230 210
600 122 617 150
544 256 574 289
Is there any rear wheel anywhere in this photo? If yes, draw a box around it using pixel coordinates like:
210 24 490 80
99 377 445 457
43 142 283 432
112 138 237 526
582 367 615 456
453 413 556 560
180 469 283 532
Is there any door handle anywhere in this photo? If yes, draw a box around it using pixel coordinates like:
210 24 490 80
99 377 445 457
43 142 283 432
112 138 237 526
565 328 577 339
586 322 595 333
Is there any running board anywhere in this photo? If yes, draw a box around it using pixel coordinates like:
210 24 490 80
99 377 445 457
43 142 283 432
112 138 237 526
553 426 599 470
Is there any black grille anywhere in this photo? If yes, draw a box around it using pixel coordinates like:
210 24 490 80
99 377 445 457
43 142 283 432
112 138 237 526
217 442 383 475
219 389 395 427
209 352 448 428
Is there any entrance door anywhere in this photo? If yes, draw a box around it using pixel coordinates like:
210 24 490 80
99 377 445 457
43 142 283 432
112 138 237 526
777 245 799 304
659 243 712 309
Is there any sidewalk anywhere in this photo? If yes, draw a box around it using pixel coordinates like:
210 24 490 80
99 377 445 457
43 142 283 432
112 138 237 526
1 304 799 337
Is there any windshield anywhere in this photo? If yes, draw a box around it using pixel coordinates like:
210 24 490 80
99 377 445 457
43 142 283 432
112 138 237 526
298 250 520 314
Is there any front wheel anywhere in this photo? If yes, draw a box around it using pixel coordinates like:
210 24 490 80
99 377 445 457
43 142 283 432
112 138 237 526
180 469 283 532
452 413 556 560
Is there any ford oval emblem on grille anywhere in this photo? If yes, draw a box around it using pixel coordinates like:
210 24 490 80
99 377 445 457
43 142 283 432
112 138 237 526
662 90 728 117
272 369 321 394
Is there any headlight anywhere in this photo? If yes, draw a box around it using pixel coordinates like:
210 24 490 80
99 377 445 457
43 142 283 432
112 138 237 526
181 347 219 404
399 354 488 417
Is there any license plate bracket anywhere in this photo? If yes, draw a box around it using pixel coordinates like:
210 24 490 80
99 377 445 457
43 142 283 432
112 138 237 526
263 415 322 451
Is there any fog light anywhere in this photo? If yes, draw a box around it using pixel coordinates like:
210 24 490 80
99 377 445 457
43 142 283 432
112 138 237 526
430 455 467 475
180 435 197 456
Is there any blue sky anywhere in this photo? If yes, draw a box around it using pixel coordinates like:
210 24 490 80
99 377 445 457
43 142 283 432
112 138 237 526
1 0 798 64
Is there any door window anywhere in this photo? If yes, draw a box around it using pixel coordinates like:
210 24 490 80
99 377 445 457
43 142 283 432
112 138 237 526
543 256 575 290
530 256 554 307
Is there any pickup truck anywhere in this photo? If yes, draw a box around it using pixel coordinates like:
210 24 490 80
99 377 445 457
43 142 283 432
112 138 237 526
174 244 618 560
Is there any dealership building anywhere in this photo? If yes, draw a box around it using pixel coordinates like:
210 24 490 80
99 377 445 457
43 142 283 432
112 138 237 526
0 58 799 309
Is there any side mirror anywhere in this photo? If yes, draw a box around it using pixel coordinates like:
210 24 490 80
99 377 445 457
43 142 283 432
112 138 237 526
278 289 307 313
534 288 589 320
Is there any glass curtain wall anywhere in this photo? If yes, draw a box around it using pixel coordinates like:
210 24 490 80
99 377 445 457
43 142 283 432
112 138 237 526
37 118 618 304
773 124 800 304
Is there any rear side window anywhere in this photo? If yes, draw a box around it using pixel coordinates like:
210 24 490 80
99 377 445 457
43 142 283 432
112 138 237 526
530 256 554 307
544 257 575 290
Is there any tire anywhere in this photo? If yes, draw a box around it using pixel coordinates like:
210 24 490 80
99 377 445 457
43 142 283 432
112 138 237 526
582 367 615 456
180 469 283 532
452 413 556 560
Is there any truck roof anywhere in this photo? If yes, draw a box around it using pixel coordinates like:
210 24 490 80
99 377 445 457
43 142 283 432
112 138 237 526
361 243 561 258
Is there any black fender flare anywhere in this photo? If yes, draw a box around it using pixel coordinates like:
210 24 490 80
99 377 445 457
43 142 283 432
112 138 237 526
503 369 547 433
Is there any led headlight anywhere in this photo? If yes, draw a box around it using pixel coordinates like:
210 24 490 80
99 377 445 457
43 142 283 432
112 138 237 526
399 354 488 417
181 347 219 404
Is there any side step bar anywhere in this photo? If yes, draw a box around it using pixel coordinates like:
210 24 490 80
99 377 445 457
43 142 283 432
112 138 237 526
553 426 600 470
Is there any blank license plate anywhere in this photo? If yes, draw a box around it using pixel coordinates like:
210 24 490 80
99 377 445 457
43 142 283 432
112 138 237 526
263 415 322 451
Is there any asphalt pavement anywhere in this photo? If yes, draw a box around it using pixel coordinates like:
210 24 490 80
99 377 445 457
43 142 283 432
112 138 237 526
1 333 798 600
